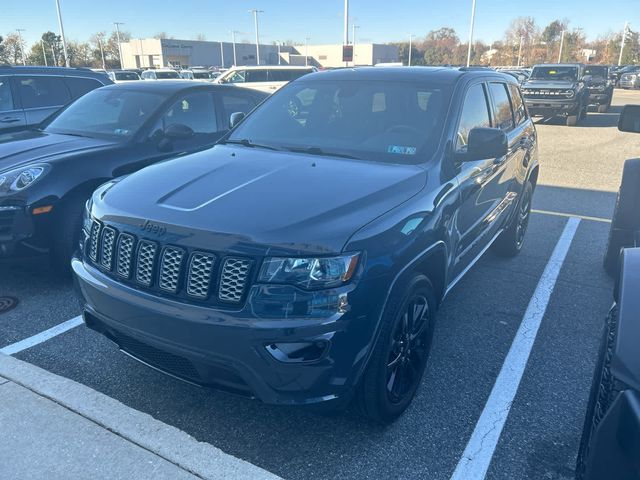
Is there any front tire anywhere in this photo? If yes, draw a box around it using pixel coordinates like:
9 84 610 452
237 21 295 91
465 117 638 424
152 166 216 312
492 180 533 257
355 275 437 424
566 114 578 126
597 104 608 113
50 193 89 276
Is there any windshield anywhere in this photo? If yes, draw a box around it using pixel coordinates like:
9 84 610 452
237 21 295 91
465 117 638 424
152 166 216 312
115 72 139 81
43 88 164 139
227 80 451 164
584 66 607 78
530 66 578 81
156 71 180 79
193 71 212 79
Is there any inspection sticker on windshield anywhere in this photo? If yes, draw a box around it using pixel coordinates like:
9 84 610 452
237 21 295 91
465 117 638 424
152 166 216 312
388 145 417 155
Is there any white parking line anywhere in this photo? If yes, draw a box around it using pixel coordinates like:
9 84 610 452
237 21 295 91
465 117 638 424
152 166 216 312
450 217 581 480
532 208 611 224
0 316 83 356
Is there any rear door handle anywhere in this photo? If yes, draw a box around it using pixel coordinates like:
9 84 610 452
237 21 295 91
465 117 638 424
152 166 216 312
0 117 20 123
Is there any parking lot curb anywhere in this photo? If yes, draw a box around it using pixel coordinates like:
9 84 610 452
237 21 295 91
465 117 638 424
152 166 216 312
0 353 282 480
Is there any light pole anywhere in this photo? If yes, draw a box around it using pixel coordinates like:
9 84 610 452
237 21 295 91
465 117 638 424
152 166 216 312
466 0 477 67
277 42 281 65
113 22 125 69
16 29 26 65
305 37 310 66
344 0 349 66
618 22 629 66
557 29 565 63
98 36 106 70
352 25 359 65
408 33 414 66
220 42 225 68
54 0 70 67
517 35 524 67
230 30 240 66
249 9 263 65
41 40 48 66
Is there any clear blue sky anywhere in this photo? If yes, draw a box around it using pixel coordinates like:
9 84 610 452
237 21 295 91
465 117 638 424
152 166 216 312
2 0 636 47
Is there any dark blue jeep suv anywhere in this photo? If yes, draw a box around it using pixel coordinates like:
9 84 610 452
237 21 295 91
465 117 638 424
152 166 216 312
73 67 539 423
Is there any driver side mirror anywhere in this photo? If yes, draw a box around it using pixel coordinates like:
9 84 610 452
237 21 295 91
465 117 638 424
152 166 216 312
619 105 640 133
229 111 245 129
459 128 508 161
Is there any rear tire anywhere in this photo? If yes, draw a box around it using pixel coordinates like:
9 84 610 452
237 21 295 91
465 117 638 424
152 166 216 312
49 193 89 277
603 159 640 276
492 181 533 257
597 104 608 113
566 114 578 126
355 275 437 424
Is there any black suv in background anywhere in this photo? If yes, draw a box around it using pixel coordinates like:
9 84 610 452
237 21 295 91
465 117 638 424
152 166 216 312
584 65 614 113
522 63 589 126
73 67 539 423
0 66 112 134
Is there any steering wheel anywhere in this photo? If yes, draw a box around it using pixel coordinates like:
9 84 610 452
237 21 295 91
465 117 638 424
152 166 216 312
384 124 422 136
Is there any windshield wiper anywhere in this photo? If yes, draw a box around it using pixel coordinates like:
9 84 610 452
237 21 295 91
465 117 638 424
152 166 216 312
284 146 359 160
220 139 281 151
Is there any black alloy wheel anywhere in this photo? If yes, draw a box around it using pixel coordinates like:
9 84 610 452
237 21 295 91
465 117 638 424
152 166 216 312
515 182 532 250
386 294 431 405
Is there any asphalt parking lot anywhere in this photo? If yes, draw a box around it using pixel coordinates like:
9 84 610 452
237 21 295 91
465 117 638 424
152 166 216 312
1 89 639 480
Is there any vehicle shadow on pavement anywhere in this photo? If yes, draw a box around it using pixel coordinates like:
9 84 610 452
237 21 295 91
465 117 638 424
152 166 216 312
535 106 621 128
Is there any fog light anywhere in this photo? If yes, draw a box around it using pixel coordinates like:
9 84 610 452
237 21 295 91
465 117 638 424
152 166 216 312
266 341 329 363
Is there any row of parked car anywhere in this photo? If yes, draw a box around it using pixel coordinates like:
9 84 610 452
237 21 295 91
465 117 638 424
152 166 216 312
0 63 638 478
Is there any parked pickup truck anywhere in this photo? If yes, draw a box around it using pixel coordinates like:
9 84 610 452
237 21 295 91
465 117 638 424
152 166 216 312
522 63 590 126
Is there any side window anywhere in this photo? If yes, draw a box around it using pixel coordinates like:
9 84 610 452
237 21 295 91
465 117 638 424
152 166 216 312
226 70 246 83
220 94 257 129
489 82 515 131
507 83 527 126
0 77 14 112
17 76 71 109
245 69 268 82
456 83 491 151
65 77 102 99
160 91 218 134
288 69 311 81
268 69 290 82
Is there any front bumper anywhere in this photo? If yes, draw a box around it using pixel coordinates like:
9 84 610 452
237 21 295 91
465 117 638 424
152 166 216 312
0 205 37 257
524 98 580 117
619 79 639 89
588 92 610 104
72 257 379 406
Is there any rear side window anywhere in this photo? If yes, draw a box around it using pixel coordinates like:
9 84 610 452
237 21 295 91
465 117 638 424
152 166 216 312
220 93 257 129
268 70 291 82
288 69 312 81
489 82 515 131
456 83 491 151
65 77 103 99
245 70 268 82
0 77 14 112
507 83 527 126
17 76 71 109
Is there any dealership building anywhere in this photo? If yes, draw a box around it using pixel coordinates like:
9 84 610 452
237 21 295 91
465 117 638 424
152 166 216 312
119 38 399 69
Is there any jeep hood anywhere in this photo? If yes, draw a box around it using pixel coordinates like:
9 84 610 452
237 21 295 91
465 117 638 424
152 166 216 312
0 130 118 172
96 145 427 255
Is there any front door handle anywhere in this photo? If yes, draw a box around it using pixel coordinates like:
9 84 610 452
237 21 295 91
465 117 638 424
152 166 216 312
0 117 20 123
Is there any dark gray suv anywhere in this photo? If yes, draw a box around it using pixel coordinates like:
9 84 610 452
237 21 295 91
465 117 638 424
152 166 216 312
0 66 111 134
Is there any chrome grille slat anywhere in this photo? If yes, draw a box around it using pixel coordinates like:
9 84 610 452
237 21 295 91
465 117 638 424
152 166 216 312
116 234 135 278
100 226 117 270
159 247 185 293
186 252 215 299
136 241 158 286
89 220 102 262
218 258 251 303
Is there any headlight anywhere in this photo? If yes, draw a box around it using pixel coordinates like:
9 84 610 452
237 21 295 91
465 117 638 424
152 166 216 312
259 253 360 289
0 165 48 195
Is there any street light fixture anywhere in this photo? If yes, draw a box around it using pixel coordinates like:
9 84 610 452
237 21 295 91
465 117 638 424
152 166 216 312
54 0 70 67
249 9 264 65
113 22 125 69
465 0 477 67
16 29 26 66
